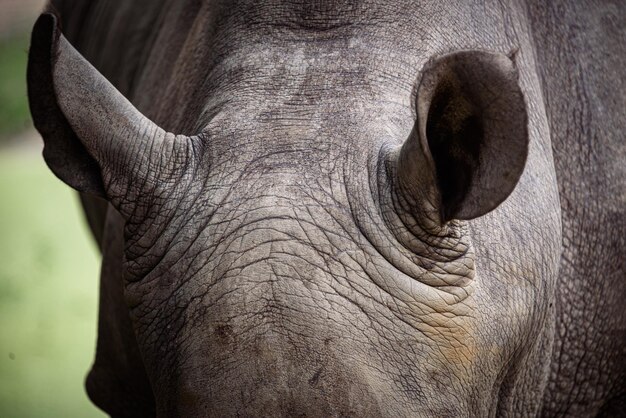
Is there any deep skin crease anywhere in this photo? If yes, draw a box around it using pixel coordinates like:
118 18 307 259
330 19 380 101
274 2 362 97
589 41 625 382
28 0 624 417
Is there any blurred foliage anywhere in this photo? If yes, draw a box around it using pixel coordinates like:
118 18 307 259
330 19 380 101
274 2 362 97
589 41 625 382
0 32 32 139
0 5 106 417
0 147 106 417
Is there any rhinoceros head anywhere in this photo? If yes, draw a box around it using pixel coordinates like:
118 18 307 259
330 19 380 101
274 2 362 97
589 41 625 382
28 12 557 417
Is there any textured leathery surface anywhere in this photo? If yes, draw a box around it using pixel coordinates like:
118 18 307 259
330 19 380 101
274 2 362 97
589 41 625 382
528 1 626 416
31 0 623 416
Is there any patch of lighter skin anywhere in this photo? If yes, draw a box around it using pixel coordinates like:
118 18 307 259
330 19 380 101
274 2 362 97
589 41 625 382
199 44 337 129
400 274 480 383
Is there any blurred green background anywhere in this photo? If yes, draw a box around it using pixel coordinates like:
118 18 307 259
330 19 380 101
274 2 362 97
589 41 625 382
0 1 105 417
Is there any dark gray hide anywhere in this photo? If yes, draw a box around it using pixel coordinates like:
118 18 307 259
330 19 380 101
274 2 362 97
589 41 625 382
26 0 624 417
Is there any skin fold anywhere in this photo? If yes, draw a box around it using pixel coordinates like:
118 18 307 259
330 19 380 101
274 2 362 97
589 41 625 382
26 1 624 417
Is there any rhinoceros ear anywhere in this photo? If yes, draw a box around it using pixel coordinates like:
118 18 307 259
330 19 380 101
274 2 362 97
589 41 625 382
27 14 194 212
396 50 528 224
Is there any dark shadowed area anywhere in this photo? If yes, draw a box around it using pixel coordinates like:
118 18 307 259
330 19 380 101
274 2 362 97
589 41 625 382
0 1 105 416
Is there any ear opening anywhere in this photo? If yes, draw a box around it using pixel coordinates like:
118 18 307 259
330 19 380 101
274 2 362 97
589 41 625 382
410 50 529 222
425 71 485 221
28 13 106 196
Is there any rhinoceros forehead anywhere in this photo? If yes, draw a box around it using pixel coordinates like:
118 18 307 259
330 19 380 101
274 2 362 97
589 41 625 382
123 168 476 338
124 182 479 378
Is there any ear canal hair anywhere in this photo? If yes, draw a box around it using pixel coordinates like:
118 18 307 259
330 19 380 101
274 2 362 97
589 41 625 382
397 50 529 223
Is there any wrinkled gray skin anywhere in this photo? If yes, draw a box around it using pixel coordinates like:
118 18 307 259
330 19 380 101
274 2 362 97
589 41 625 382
27 0 624 417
